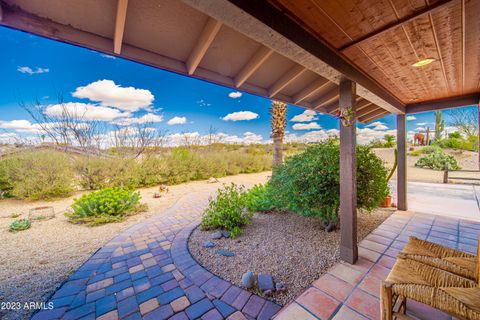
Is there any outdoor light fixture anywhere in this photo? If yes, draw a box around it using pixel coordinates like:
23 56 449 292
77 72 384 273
412 58 435 68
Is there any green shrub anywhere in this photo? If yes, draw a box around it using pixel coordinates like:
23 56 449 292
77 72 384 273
409 145 442 156
415 150 460 170
244 183 275 212
9 219 31 232
201 183 253 238
66 187 146 225
449 131 462 139
0 151 74 200
269 139 389 228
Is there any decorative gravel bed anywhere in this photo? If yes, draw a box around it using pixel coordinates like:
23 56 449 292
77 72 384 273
189 208 393 305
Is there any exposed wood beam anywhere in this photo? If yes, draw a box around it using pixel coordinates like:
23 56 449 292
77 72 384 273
339 78 358 264
234 46 273 87
406 93 480 114
113 0 129 54
268 64 306 97
339 0 454 51
312 88 338 109
0 3 3 22
186 17 222 75
327 99 372 115
228 0 405 114
318 100 339 114
356 100 373 111
292 77 329 104
359 109 388 123
356 104 380 118
397 114 407 210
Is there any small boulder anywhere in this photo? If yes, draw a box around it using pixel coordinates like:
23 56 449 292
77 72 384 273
222 231 230 238
153 192 162 198
257 274 274 292
241 271 255 289
275 281 286 292
203 241 215 248
216 249 234 257
207 177 220 183
263 289 273 296
211 231 223 239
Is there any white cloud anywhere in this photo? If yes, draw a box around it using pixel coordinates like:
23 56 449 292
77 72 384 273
72 80 154 112
167 116 187 125
220 132 263 144
406 115 416 121
17 66 49 75
196 99 211 107
45 102 130 121
285 129 339 143
372 124 389 130
113 113 163 126
228 91 242 99
291 110 318 122
416 122 431 126
356 127 397 145
222 111 259 121
292 122 321 130
366 121 384 127
100 54 116 59
0 119 71 134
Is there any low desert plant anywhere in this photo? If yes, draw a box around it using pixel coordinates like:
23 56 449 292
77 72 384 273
244 183 275 212
415 150 461 170
66 187 146 226
9 219 31 232
10 213 21 218
201 183 253 238
269 139 389 230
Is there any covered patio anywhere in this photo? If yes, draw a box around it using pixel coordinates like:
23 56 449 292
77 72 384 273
1 0 479 319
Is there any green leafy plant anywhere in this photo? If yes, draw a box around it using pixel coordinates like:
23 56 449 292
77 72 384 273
10 213 21 218
269 139 389 230
9 219 31 232
415 150 461 170
244 183 275 212
66 187 146 226
201 183 253 238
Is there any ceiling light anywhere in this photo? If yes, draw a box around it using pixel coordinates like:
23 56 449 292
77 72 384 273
412 58 435 68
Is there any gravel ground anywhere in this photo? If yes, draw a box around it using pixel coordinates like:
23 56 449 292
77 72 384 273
189 208 393 305
0 172 270 320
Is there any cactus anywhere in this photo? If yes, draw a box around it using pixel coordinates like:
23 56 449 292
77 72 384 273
270 100 287 167
434 111 445 141
387 149 398 182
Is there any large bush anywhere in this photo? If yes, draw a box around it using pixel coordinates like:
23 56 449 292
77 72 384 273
201 183 253 238
66 187 146 225
415 150 460 170
269 139 389 228
0 151 74 200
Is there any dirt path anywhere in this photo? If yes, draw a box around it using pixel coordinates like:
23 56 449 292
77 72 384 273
0 172 270 320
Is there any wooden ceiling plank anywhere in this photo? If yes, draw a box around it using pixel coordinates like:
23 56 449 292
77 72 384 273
234 46 273 88
461 0 465 93
312 88 339 109
427 13 450 94
292 77 329 104
186 17 222 75
406 93 480 114
359 108 388 122
114 0 129 54
357 104 380 118
268 64 306 97
362 110 389 123
340 0 454 51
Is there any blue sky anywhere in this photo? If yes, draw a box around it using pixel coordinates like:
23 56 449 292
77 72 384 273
0 26 467 146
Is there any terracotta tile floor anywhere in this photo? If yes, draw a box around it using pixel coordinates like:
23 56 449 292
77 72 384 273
274 210 480 320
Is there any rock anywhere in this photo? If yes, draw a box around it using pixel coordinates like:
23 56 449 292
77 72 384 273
391 202 397 208
207 177 220 183
264 289 273 296
222 231 230 238
216 249 234 257
203 241 215 248
159 184 169 193
211 231 223 239
241 271 255 289
257 274 274 292
153 192 162 198
275 282 286 292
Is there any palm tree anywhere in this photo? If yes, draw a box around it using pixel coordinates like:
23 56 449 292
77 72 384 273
270 100 287 167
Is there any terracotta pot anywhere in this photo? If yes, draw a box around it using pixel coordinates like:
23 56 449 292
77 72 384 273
381 195 392 208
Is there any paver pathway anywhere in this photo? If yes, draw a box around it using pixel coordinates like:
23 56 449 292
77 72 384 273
32 190 280 320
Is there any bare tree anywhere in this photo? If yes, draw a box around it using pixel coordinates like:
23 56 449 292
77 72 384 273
446 107 478 138
111 122 166 158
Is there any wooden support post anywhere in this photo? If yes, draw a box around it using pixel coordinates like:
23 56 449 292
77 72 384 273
380 282 393 320
339 78 358 264
397 114 408 211
478 105 480 170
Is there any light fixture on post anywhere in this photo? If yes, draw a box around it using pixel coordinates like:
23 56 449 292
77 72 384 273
412 58 435 68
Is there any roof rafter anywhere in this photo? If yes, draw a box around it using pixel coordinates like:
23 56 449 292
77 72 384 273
406 93 480 114
358 109 387 122
234 46 273 88
312 87 339 109
268 64 306 97
292 77 329 104
186 17 222 75
113 0 129 54
339 0 454 51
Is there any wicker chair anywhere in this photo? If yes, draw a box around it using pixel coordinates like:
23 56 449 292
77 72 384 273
398 236 478 281
380 258 480 320
381 235 480 319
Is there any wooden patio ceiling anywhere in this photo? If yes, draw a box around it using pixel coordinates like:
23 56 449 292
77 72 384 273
0 0 403 124
259 0 480 114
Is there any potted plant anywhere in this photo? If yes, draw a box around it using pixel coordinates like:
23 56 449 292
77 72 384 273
381 149 397 207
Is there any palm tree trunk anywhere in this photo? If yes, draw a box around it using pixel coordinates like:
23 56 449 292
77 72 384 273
273 136 283 167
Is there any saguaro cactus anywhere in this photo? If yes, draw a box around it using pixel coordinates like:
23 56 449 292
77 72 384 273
434 111 445 141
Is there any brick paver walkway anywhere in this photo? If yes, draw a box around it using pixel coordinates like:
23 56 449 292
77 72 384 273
32 191 280 320
274 211 480 320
